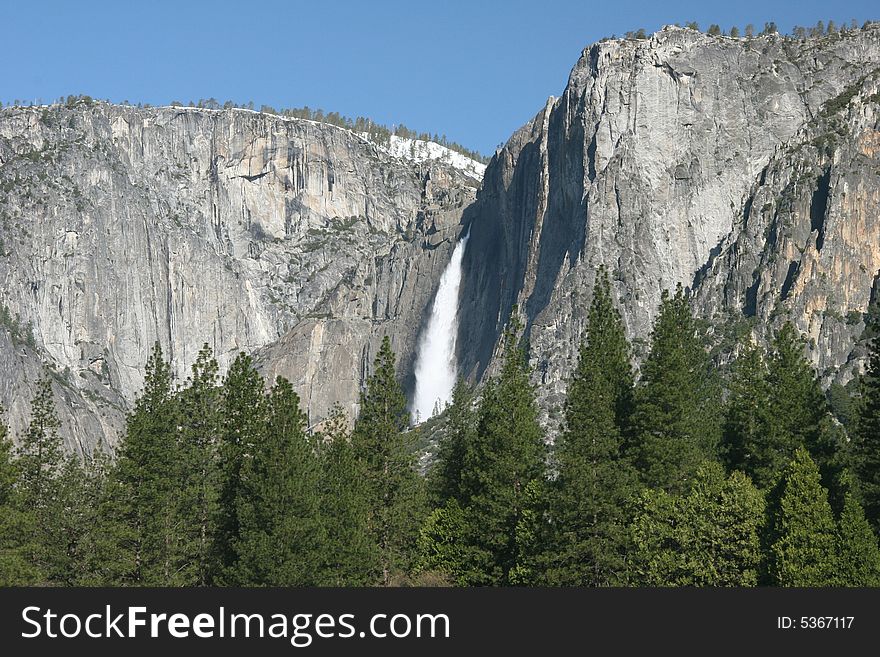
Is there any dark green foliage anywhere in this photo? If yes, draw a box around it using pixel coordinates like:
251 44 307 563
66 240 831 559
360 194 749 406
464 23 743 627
14 376 65 580
106 343 184 585
213 352 267 582
723 341 773 479
351 336 426 584
457 314 547 585
629 462 765 586
508 479 551 585
8 381 105 585
766 449 838 586
629 286 721 493
16 376 63 511
544 268 637 585
0 410 40 585
43 452 109 585
725 325 843 494
827 380 858 428
228 378 325 586
428 379 477 506
317 407 377 585
176 344 222 586
415 498 472 586
834 474 880 586
766 323 839 488
853 317 880 531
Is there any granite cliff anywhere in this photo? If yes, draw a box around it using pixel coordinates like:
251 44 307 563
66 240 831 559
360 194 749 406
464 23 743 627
0 104 477 451
3 25 880 450
458 25 880 425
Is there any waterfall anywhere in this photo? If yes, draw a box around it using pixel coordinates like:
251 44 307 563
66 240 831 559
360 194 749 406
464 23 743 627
411 231 469 424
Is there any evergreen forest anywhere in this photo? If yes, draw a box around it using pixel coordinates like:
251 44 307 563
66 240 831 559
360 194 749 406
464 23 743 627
2 269 880 587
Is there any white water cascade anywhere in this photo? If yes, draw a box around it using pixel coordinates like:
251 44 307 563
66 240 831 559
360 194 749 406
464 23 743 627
411 231 470 423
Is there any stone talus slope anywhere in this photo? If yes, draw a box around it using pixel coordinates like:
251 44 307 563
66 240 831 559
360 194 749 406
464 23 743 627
459 26 880 422
0 104 475 450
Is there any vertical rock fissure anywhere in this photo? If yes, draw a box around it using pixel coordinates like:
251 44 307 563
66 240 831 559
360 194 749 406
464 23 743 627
810 168 831 251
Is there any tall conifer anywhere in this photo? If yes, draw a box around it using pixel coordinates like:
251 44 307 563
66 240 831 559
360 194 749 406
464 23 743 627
429 379 476 506
177 344 222 585
352 336 425 584
458 314 546 585
213 352 267 582
853 313 880 531
229 377 324 585
0 409 39 584
629 286 720 493
764 323 834 485
723 340 773 480
835 476 880 586
109 343 183 585
318 406 377 585
547 268 636 585
15 376 65 579
767 449 838 586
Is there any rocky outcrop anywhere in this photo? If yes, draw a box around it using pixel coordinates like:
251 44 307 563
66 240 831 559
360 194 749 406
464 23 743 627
459 26 880 425
0 103 476 450
693 69 880 384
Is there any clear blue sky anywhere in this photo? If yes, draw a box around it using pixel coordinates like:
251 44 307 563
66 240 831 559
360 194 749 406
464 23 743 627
1 0 876 154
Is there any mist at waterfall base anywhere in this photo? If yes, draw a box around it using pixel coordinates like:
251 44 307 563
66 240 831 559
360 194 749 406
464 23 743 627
411 232 469 424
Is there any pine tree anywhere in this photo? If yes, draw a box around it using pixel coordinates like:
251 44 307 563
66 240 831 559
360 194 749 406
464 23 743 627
853 312 880 531
0 413 14 511
72 447 117 585
629 286 721 493
629 462 765 586
834 473 880 586
44 451 108 585
108 343 184 585
15 376 65 579
458 314 547 585
352 336 426 585
723 340 773 484
764 323 839 489
546 268 637 585
508 479 551 585
16 376 63 514
177 344 221 585
213 352 267 582
317 406 377 585
767 449 838 586
0 409 40 584
428 379 476 506
415 497 472 586
229 377 325 585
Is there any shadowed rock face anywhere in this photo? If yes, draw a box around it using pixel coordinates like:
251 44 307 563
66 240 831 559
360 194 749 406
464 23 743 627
0 104 477 451
459 26 880 426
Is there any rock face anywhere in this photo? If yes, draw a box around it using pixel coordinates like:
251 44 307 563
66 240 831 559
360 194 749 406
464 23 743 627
4 26 880 451
0 104 476 450
458 26 880 426
693 71 880 385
